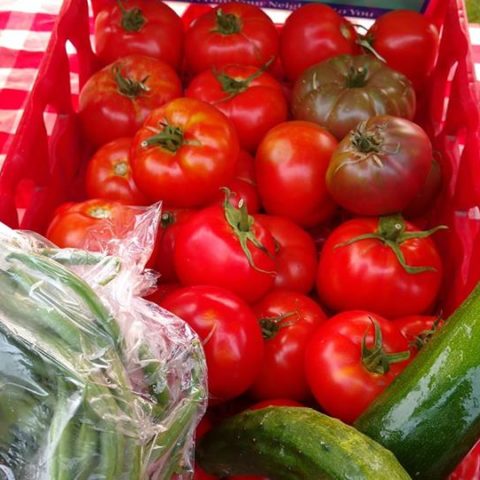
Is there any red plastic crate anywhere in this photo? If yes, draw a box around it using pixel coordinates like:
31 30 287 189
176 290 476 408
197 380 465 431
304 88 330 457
0 0 479 316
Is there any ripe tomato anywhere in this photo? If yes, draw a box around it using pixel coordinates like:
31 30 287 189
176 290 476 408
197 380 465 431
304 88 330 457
326 115 432 216
255 121 338 228
362 10 440 91
393 314 444 352
184 2 279 75
85 137 148 205
185 64 288 152
144 282 180 304
154 208 196 283
130 97 239 208
161 285 264 402
291 54 416 140
305 310 411 423
280 3 359 82
250 290 328 402
403 156 443 219
316 215 445 318
79 54 182 147
450 439 480 480
93 0 184 70
212 150 261 213
255 214 317 294
174 193 277 303
45 199 137 251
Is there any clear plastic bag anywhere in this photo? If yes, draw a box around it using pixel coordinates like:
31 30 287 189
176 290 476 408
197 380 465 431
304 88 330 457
0 203 207 479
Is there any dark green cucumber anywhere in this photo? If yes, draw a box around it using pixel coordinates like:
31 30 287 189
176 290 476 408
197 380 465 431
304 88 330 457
197 407 411 480
355 282 480 479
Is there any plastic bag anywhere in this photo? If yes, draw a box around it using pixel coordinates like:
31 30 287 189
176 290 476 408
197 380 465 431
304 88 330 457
0 203 207 479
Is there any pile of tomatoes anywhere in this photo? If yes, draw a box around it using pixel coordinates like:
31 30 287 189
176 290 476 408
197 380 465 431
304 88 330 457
41 0 478 477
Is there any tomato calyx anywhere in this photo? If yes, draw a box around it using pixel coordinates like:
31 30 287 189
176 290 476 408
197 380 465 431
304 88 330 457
141 123 184 152
116 0 146 32
259 311 296 339
160 211 175 228
214 9 242 35
222 188 276 275
113 160 129 177
345 66 369 88
113 67 149 98
410 316 443 350
356 33 386 63
351 128 382 154
87 206 112 219
362 319 410 375
214 59 273 99
335 214 447 274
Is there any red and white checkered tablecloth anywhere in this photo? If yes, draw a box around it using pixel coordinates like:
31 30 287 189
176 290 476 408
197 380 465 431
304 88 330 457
0 0 479 168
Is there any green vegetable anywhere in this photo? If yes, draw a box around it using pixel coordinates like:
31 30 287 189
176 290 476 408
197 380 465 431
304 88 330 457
197 406 411 480
355 282 480 479
0 245 204 479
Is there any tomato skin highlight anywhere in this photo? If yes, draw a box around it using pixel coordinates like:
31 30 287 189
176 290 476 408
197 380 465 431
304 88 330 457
316 216 444 318
305 310 411 424
279 3 359 82
255 121 338 229
79 54 182 148
161 285 264 402
94 0 184 70
184 2 279 76
130 97 239 208
174 201 277 303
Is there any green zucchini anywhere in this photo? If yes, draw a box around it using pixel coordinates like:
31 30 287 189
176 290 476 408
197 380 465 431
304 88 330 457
196 406 411 480
355 282 480 479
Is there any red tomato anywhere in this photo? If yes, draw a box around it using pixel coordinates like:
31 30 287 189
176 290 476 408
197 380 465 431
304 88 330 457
305 311 411 423
450 439 480 480
363 10 440 91
255 121 338 228
154 209 196 283
403 156 443 219
255 214 317 294
94 0 184 70
280 3 359 82
316 215 445 318
393 314 444 352
79 54 182 147
130 97 239 208
161 285 264 402
174 194 277 303
45 199 138 252
85 137 148 205
326 115 433 216
185 64 288 152
212 151 261 213
184 3 279 75
250 290 328 402
248 398 304 410
144 282 180 304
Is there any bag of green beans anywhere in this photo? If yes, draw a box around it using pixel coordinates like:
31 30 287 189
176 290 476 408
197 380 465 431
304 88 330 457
0 204 207 480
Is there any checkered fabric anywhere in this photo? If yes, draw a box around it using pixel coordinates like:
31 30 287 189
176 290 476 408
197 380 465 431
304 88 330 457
0 0 479 169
